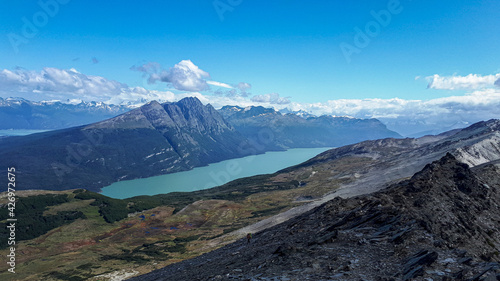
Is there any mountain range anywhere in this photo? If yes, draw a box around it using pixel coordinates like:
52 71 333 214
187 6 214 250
0 97 131 130
0 97 401 192
0 97 253 192
1 97 486 138
1 97 401 139
0 119 499 280
219 105 401 150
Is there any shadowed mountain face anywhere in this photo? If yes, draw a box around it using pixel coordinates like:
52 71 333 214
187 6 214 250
130 154 500 281
219 105 402 150
0 97 253 192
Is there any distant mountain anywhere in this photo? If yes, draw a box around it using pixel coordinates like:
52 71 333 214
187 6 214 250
278 108 317 119
278 119 500 199
219 105 402 150
0 97 131 129
380 117 474 138
0 97 253 192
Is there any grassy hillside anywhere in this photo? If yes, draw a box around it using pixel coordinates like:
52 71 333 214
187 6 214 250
0 151 374 280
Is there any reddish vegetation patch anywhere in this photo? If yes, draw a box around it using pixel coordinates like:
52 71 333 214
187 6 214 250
61 239 97 252
94 222 136 241
98 213 179 243
12 246 45 265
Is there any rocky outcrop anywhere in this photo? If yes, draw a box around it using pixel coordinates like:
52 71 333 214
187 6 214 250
131 154 500 281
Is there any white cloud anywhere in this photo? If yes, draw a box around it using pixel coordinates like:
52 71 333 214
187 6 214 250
207 80 233 89
187 93 260 109
235 82 252 97
2 66 499 137
159 60 210 91
212 82 252 99
275 90 500 136
0 67 175 106
426 74 500 90
130 61 161 74
131 60 252 95
132 60 210 92
285 92 500 118
251 93 291 104
106 88 175 107
236 82 251 91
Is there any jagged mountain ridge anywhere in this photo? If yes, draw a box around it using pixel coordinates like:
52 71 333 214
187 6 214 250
0 97 253 192
219 105 402 150
131 153 500 281
0 97 131 129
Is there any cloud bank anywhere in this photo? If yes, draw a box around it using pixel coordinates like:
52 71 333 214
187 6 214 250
0 67 175 106
1 66 499 136
131 60 252 97
251 93 291 104
426 74 500 90
132 60 210 91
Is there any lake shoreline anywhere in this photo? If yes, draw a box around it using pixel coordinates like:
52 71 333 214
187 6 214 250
101 147 333 199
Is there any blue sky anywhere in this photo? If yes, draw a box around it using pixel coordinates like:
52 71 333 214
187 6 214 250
1 0 500 135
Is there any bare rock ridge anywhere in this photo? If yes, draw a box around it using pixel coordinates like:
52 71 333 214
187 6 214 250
0 97 252 192
452 120 500 167
130 153 500 281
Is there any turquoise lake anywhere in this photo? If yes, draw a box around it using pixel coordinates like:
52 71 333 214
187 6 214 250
101 147 332 199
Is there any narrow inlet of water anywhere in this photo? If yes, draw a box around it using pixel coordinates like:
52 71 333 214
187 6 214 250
100 147 332 199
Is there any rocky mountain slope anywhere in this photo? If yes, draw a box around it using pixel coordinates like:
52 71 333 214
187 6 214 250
0 97 130 129
0 120 499 280
219 105 401 150
0 97 252 192
130 153 500 281
282 119 500 199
